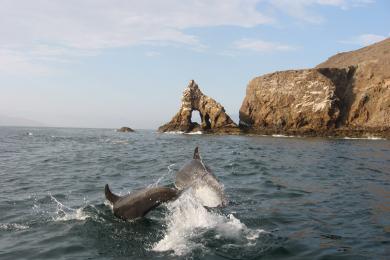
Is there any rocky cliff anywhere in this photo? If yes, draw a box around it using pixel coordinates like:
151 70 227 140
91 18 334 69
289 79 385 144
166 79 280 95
316 38 390 130
240 38 390 137
159 80 238 133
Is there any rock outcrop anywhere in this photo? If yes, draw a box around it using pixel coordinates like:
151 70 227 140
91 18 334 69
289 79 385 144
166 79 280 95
117 127 134 132
240 38 390 137
159 80 238 133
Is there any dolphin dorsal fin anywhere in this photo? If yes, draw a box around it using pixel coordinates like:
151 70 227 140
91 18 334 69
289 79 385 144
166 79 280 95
105 184 121 204
193 147 201 160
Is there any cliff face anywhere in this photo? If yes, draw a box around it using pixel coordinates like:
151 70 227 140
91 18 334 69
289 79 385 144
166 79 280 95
240 38 390 137
316 39 390 129
240 69 341 131
159 80 238 133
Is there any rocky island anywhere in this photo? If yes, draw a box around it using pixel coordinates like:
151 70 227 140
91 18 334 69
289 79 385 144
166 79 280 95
240 38 390 137
160 38 390 138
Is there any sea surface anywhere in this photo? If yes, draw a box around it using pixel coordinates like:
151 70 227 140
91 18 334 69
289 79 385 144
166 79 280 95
0 127 389 260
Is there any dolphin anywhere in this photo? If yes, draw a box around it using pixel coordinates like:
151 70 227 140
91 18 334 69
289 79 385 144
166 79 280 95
175 147 227 206
105 184 179 220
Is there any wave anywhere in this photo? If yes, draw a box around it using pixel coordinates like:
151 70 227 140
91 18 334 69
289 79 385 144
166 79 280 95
111 140 129 144
152 189 266 256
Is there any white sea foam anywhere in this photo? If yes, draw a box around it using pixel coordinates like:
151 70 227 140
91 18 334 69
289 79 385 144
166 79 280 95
343 136 385 140
0 223 29 231
367 136 384 140
164 130 203 135
184 131 203 135
153 189 266 256
164 131 185 134
272 134 295 138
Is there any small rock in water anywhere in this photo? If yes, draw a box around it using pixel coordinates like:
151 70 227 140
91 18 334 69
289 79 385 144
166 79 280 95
117 127 134 133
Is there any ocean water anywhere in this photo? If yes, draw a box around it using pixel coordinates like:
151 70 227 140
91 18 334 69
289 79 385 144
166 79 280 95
0 127 389 259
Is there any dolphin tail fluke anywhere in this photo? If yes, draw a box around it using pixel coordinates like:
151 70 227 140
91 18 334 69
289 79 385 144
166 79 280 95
193 147 201 160
105 184 120 204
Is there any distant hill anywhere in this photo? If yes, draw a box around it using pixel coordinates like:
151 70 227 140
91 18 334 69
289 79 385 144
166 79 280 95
0 115 45 127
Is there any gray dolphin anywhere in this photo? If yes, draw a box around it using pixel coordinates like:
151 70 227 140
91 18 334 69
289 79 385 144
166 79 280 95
105 184 178 220
175 147 227 206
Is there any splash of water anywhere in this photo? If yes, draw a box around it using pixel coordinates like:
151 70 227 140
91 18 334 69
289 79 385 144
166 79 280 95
192 184 223 208
148 163 176 188
153 189 266 256
49 195 89 221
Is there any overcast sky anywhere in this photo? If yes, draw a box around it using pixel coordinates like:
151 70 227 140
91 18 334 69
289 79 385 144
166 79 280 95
1 0 389 128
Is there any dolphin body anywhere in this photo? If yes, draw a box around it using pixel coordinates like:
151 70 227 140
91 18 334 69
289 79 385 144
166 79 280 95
175 147 227 206
105 184 178 220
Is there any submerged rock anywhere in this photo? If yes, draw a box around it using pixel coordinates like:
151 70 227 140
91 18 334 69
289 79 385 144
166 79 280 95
159 80 238 134
240 38 390 137
117 127 134 132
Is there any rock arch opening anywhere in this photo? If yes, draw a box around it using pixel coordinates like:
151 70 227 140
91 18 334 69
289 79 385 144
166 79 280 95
202 113 211 129
190 110 212 130
191 110 202 125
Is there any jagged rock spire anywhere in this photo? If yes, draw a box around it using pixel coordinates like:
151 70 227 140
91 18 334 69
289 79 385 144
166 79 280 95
158 80 238 133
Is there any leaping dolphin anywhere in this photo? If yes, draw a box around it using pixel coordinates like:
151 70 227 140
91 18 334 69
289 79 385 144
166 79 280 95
105 184 178 220
105 147 226 220
175 147 227 207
